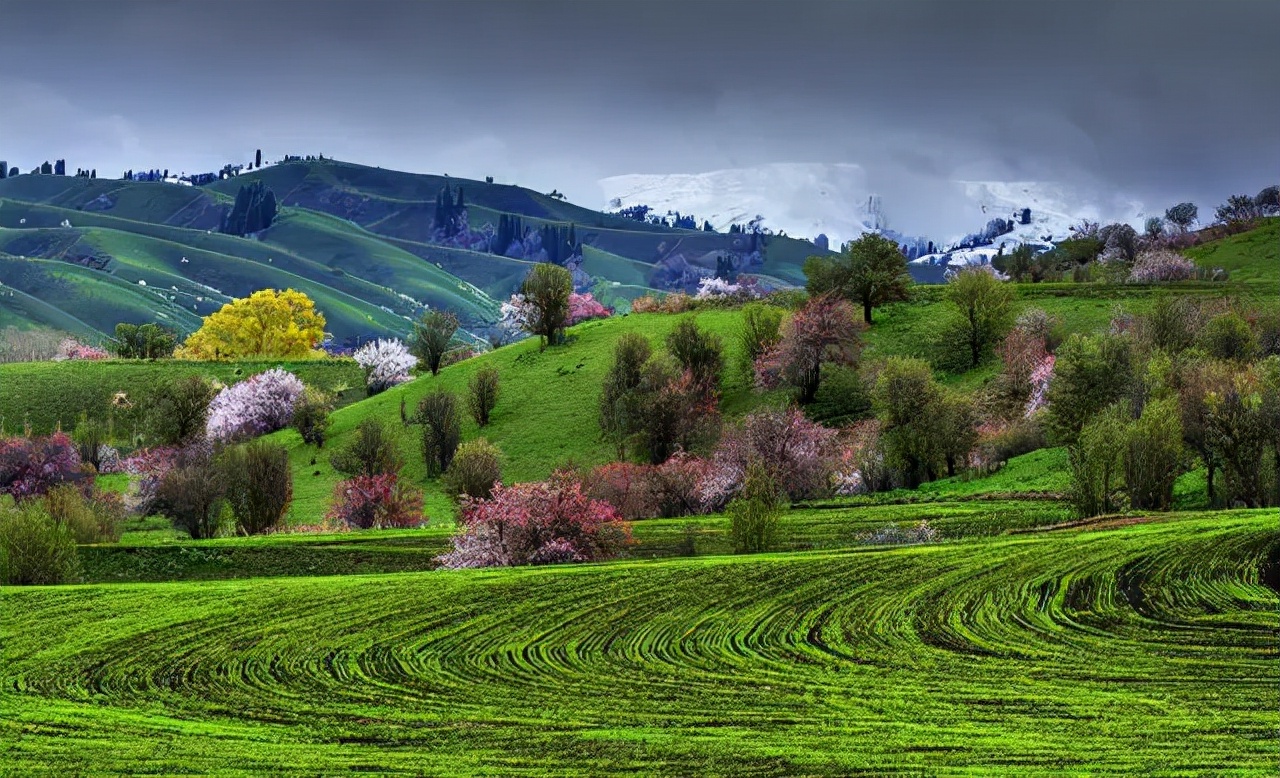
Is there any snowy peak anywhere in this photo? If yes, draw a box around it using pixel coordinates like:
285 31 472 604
600 163 881 249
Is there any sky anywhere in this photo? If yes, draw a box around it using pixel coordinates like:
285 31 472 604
1 0 1276 238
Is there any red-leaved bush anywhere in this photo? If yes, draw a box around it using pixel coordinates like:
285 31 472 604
0 433 90 501
438 471 631 568
568 292 611 325
703 408 841 508
754 296 861 402
584 454 715 520
325 474 426 529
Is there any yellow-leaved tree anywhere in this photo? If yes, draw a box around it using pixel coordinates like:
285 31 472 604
178 289 327 360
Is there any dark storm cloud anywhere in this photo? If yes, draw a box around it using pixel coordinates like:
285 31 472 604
1 0 1275 235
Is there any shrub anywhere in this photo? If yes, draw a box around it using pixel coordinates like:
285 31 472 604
1124 397 1185 511
113 322 177 359
44 484 125 544
1198 312 1257 363
806 364 872 427
409 310 459 375
143 375 217 445
72 414 108 472
728 461 784 554
736 303 784 379
645 453 714 518
863 520 938 545
438 471 629 568
467 366 500 427
442 438 503 502
292 386 334 448
220 441 293 535
972 416 1047 473
206 368 305 443
709 407 840 506
872 358 949 488
1129 249 1198 283
0 432 87 501
57 338 110 360
0 498 80 585
634 354 717 465
568 292 610 325
415 390 462 477
330 418 403 477
1068 404 1129 518
755 296 861 403
354 338 418 394
1046 333 1135 444
599 333 653 458
325 474 425 529
666 317 724 398
584 461 658 520
154 443 227 539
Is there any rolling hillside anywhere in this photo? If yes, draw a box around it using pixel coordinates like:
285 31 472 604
0 159 843 345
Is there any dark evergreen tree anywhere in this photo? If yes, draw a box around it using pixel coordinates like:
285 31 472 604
255 149 262 168
0 161 7 180
221 181 278 236
40 161 53 175
54 159 65 176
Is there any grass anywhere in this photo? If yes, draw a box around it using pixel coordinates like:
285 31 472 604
1 509 1274 774
275 309 775 524
0 359 364 435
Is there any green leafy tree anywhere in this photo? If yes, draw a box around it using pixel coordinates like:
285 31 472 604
1068 403 1129 518
666 317 724 398
521 263 573 347
410 310 459 375
416 390 462 477
735 303 783 378
728 460 784 554
943 267 1016 369
804 233 911 324
873 357 946 488
1046 333 1134 444
599 333 653 459
467 366 500 427
1124 397 1185 511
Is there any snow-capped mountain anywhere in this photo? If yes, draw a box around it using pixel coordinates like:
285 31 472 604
599 163 884 250
599 164 1147 269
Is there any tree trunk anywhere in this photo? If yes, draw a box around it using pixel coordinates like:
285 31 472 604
863 297 873 324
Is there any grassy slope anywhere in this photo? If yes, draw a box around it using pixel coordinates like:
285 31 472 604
2 510 1274 774
274 310 781 524
0 360 365 435
1184 217 1280 284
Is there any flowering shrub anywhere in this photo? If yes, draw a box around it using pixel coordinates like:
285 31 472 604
864 520 938 545
123 445 181 516
832 420 886 496
1129 249 1199 283
695 276 762 301
753 296 861 402
0 433 89 501
57 338 110 360
629 293 694 315
325 474 426 529
438 471 630 568
1025 355 1055 417
353 338 418 394
704 408 841 508
499 293 531 333
567 292 611 325
96 445 124 474
205 368 305 442
585 461 658 520
440 346 478 369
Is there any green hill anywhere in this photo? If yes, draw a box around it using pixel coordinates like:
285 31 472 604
0 160 839 345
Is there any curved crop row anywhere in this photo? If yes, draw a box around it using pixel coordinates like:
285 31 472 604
1 512 1276 775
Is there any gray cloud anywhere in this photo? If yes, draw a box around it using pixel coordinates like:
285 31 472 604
0 0 1275 236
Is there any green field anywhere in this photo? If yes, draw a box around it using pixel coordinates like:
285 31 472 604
2 508 1275 774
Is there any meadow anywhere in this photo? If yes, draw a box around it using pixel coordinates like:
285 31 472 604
2 508 1275 774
